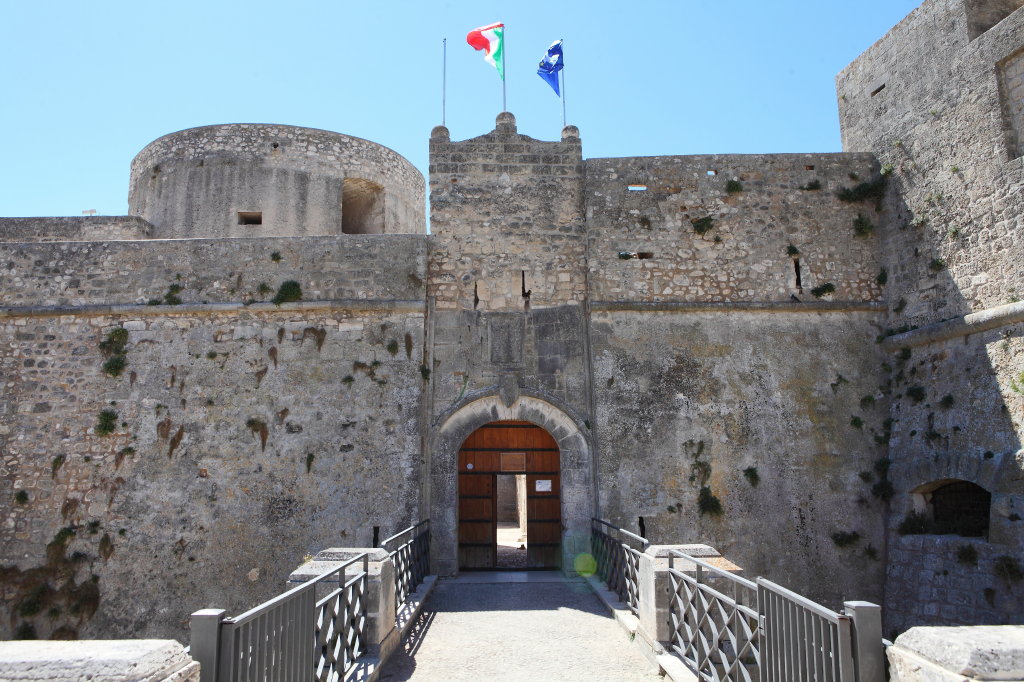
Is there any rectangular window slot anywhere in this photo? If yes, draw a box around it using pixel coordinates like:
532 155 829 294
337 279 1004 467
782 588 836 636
804 165 815 171
636 252 654 259
627 184 647 191
237 211 262 226
794 258 802 290
870 83 886 97
707 170 718 176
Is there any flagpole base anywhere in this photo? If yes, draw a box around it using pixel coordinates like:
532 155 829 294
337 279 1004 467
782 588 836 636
496 111 517 134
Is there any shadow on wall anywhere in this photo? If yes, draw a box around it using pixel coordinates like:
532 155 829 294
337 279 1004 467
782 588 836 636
877 172 1024 635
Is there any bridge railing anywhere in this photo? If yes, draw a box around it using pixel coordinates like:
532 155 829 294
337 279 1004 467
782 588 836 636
590 518 649 615
665 548 880 682
382 519 431 606
668 549 761 681
191 553 369 682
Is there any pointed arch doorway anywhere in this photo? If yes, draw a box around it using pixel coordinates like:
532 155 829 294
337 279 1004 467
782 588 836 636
458 420 561 570
430 394 594 577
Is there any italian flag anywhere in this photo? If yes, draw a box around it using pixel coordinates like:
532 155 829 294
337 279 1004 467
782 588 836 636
467 22 504 80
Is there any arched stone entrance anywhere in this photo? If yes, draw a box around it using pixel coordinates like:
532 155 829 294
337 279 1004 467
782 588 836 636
430 394 595 576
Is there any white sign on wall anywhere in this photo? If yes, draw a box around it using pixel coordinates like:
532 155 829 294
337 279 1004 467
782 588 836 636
535 479 552 492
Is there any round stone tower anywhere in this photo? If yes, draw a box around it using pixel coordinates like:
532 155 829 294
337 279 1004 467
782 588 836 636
128 124 425 238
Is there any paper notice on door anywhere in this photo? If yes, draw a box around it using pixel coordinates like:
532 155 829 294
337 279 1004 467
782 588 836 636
535 479 552 492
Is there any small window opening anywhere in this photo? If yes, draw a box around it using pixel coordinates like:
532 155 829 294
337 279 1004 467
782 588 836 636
870 83 886 97
638 216 651 229
932 481 991 537
237 211 262 226
794 258 802 290
804 165 815 171
521 271 532 310
342 178 384 234
707 170 718 176
473 282 480 309
372 526 380 548
638 516 646 539
271 142 280 149
627 184 647 191
636 252 654 259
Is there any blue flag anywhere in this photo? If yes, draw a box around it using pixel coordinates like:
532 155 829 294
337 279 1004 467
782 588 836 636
537 40 564 96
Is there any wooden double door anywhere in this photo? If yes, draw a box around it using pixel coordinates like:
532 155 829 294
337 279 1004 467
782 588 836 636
458 420 561 570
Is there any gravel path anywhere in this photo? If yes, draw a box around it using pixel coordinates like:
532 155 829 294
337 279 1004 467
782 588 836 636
379 573 663 682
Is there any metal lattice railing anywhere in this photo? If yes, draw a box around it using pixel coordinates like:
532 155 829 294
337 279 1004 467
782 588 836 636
667 549 858 682
758 578 855 682
591 518 649 615
668 550 760 682
210 554 369 682
382 520 431 606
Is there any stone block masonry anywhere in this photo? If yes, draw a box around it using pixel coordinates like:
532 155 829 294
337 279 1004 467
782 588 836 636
839 0 1024 636
129 124 426 238
0 234 427 308
5 0 1024 647
1 307 426 641
586 153 884 304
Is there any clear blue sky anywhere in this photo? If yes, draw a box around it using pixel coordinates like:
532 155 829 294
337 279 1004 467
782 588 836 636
0 1 920 218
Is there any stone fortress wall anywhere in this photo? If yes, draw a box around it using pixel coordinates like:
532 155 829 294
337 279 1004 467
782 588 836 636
128 124 426 238
1 0 1022 644
838 0 1024 633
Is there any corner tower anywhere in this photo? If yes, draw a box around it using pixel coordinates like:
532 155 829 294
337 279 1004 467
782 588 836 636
129 124 425 238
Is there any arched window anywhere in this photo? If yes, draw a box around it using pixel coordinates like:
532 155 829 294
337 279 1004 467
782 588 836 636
930 480 991 538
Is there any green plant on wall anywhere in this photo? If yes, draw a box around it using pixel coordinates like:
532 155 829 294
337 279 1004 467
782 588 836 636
853 213 875 236
697 486 723 516
691 216 715 235
99 328 129 378
831 531 861 547
742 467 759 487
810 283 835 298
956 545 978 566
836 175 887 209
96 410 118 436
272 281 302 305
994 555 1023 585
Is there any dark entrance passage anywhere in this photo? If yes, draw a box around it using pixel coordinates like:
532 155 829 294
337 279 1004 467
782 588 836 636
457 420 561 570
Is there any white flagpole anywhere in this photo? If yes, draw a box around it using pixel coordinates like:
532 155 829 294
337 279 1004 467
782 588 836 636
560 39 567 128
502 27 507 112
442 38 447 126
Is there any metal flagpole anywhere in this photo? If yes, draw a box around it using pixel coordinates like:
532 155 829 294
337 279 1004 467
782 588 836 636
560 39 567 128
502 27 507 112
442 38 447 126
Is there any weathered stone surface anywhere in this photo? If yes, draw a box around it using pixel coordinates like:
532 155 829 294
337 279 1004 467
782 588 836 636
838 0 1024 635
3 1 1024 648
889 625 1024 680
0 639 198 681
129 124 425 238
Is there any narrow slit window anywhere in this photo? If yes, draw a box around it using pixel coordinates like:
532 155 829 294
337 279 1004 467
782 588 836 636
870 83 886 97
794 258 802 289
804 165 815 171
237 211 262 226
636 252 654 259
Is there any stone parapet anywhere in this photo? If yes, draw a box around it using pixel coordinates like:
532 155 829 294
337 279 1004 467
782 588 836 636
888 625 1024 681
0 639 198 681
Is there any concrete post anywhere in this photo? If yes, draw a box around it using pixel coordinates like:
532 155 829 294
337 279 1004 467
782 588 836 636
189 608 226 682
287 547 397 661
844 601 884 682
636 544 740 646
